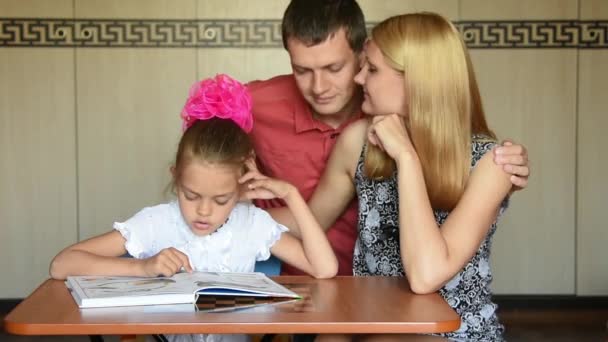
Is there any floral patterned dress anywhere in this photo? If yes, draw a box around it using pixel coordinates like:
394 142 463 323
352 136 509 341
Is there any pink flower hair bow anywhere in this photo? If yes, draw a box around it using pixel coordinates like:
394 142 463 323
180 74 253 133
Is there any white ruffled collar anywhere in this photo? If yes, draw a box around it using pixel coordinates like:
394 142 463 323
170 200 237 272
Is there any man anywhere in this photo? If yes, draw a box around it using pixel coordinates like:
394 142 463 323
248 0 529 276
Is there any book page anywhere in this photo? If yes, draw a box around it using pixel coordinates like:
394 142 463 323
180 272 300 297
70 276 195 299
68 271 299 301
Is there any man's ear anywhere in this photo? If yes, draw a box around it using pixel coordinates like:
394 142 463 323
170 165 176 178
357 39 370 67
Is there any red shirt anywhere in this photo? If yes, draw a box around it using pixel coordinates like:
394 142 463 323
248 75 361 276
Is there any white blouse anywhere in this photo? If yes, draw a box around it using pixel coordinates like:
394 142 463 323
114 201 288 273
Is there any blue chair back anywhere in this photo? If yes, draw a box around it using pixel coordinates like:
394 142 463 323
254 256 281 276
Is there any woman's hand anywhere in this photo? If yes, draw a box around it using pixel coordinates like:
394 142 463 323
141 248 192 277
368 114 416 163
239 159 295 200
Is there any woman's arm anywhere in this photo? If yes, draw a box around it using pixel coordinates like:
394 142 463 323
264 119 367 237
49 231 192 280
397 152 511 294
368 114 512 293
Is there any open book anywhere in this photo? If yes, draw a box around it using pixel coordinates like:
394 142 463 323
66 271 300 308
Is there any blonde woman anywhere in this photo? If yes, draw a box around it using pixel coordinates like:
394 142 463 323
247 12 515 340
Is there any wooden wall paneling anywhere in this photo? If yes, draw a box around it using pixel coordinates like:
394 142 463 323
197 48 292 84
0 0 73 17
0 0 76 297
196 0 291 82
576 0 608 296
359 0 459 21
461 0 578 294
75 0 197 240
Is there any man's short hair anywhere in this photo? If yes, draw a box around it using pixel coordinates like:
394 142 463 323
281 0 367 53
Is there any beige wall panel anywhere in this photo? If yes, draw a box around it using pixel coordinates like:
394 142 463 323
76 49 195 240
75 0 197 241
359 0 458 21
0 2 75 298
577 50 608 295
196 1 290 86
197 0 457 21
463 0 578 295
197 0 290 19
197 49 291 83
460 0 578 20
577 0 608 295
76 0 196 18
0 50 76 297
580 0 608 18
0 0 72 16
471 50 577 294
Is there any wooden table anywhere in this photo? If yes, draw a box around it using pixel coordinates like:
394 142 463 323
4 276 460 335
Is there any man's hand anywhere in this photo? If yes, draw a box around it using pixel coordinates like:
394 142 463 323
493 139 530 190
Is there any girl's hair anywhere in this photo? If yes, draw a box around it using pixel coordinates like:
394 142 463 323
171 117 253 190
171 74 255 192
364 12 495 211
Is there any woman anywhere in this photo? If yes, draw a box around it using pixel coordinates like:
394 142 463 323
258 12 513 340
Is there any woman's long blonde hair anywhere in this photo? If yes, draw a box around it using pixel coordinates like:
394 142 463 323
364 12 495 211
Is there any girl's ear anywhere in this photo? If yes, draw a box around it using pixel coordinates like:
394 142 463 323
237 181 252 203
170 165 176 178
240 151 257 176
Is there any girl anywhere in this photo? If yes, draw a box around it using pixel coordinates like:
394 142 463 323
50 74 338 342
256 12 514 341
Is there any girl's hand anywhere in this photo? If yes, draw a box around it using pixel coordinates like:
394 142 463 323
239 159 294 200
141 248 193 277
368 114 416 162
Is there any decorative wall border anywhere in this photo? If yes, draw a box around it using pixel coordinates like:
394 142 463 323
459 20 607 48
1 18 606 48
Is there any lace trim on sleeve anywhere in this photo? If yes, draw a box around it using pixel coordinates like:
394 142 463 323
113 221 145 259
256 223 288 262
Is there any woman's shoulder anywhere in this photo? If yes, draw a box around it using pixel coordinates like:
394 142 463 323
466 135 512 213
471 134 498 166
336 117 369 154
467 135 511 191
472 134 497 145
342 117 370 137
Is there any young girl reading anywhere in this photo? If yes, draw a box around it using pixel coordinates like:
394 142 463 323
50 74 338 342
